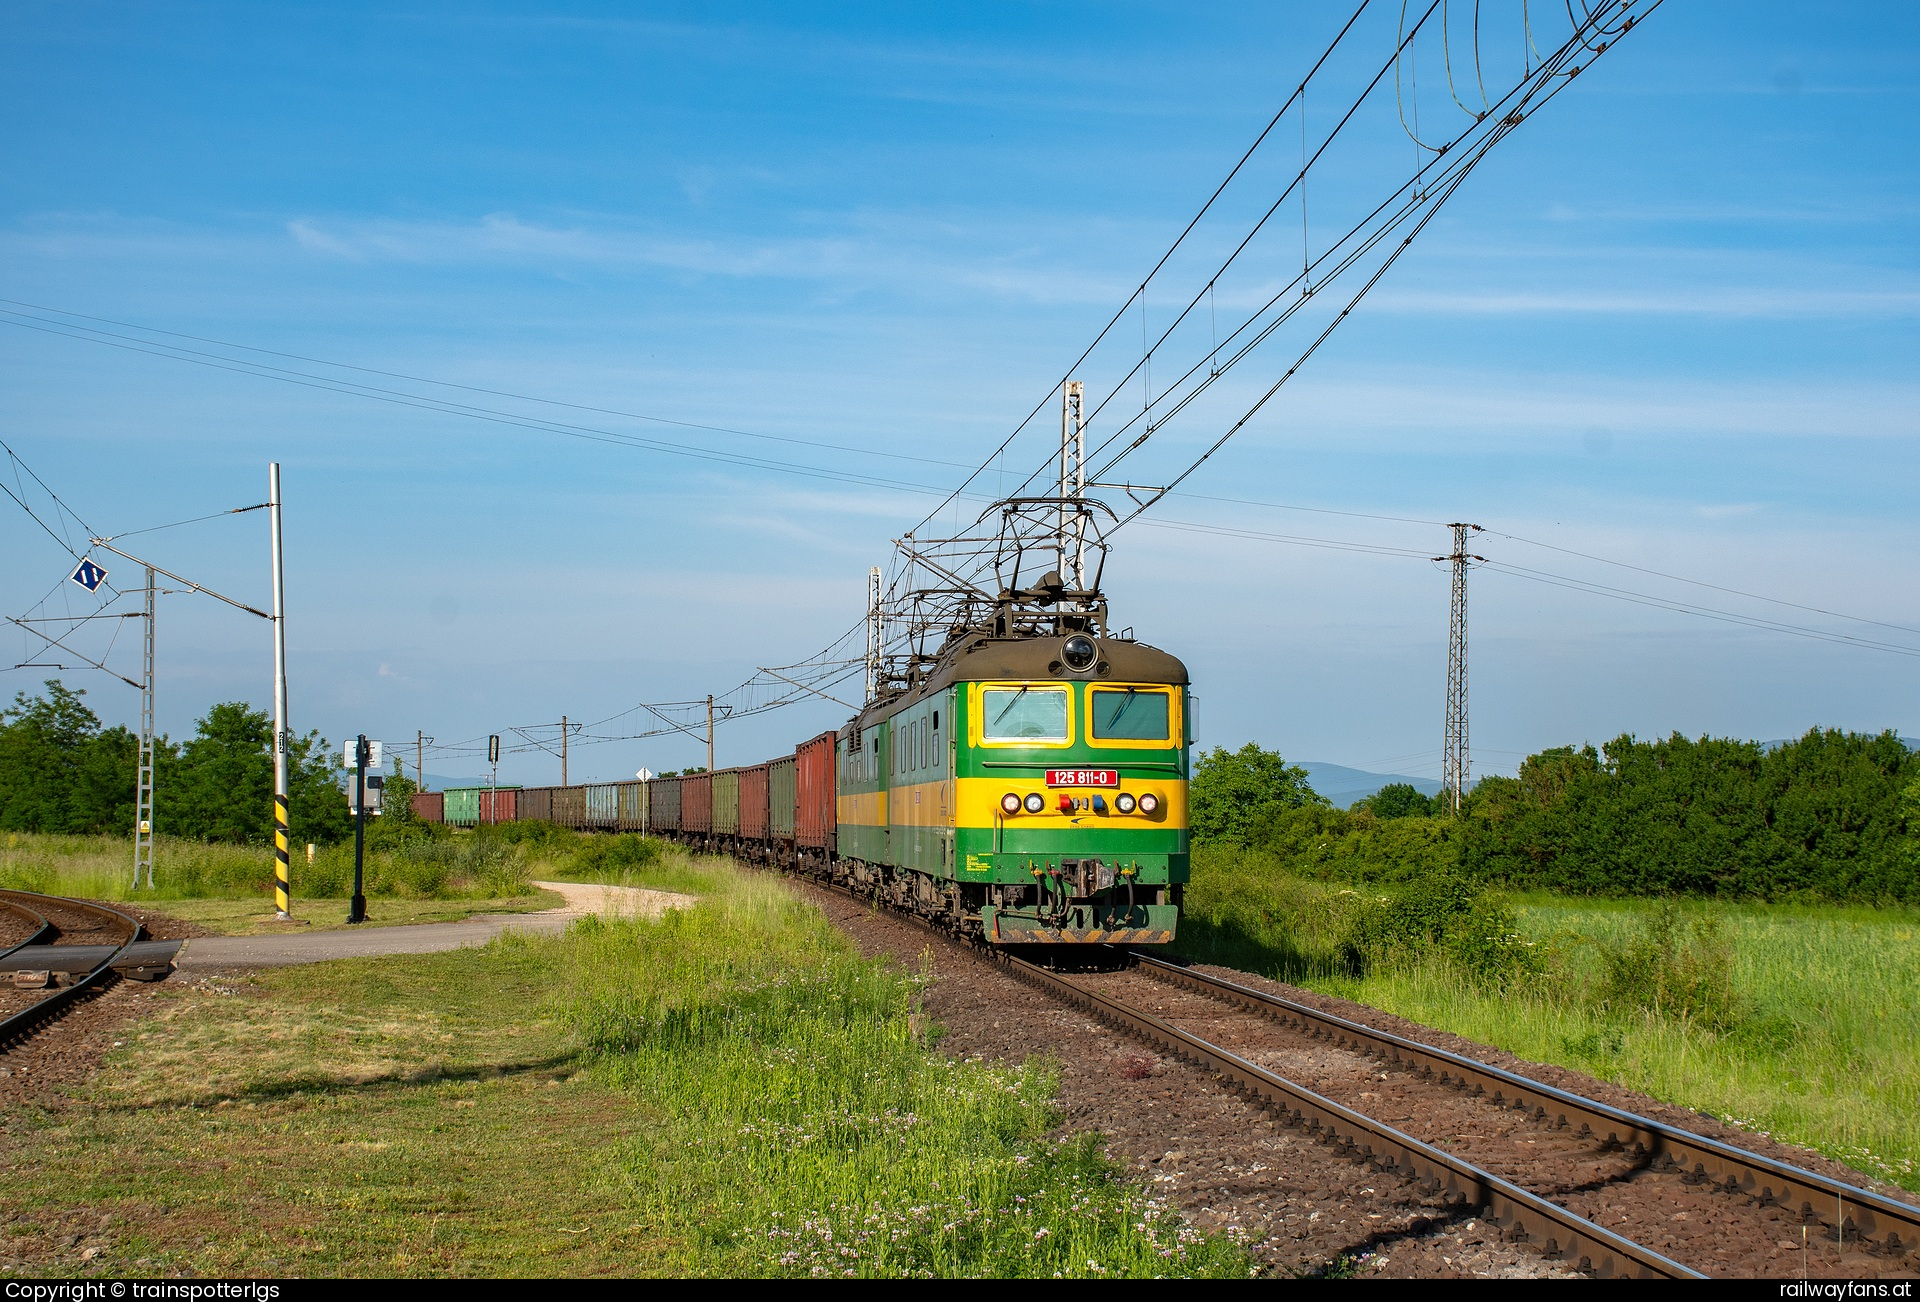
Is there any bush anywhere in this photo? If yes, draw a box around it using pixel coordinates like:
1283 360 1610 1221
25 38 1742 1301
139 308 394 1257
1354 782 1434 818
1337 873 1540 985
1189 743 1324 844
1592 903 1742 1030
1251 804 1467 886
569 834 664 877
1221 727 1917 904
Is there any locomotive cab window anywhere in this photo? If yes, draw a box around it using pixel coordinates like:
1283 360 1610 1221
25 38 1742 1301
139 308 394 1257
978 685 1070 745
1089 686 1175 744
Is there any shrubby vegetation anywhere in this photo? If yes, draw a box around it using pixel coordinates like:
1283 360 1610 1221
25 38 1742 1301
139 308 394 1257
1187 741 1324 843
0 679 349 847
1466 730 1916 901
1193 730 1918 903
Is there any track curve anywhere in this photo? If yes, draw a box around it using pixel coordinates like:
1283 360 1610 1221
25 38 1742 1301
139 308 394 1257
0 891 154 1051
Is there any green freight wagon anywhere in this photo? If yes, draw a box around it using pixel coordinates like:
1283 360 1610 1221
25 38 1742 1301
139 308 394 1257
712 769 740 837
769 755 796 842
444 787 481 827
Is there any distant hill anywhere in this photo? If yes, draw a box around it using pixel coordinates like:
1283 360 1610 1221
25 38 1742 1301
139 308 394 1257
1297 761 1445 810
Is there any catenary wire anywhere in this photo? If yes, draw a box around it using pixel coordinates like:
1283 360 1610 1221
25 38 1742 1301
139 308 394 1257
0 301 974 475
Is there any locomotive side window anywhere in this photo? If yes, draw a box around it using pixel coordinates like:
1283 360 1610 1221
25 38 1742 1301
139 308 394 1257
1090 687 1172 742
980 687 1069 742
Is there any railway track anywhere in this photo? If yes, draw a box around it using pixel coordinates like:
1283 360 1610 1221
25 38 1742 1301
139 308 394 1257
775 859 1917 1279
0 890 181 1051
1114 954 1920 1272
990 948 1699 1279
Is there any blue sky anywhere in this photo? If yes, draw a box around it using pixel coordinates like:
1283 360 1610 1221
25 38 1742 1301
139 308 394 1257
1 1 1915 788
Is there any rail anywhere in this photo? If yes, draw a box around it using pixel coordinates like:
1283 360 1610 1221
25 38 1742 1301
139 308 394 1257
1129 952 1920 1259
0 895 57 963
0 890 148 1051
992 949 1702 1280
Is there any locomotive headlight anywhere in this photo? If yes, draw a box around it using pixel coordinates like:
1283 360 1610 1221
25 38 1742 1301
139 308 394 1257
1115 792 1137 814
1001 792 1022 816
1023 792 1046 814
1061 634 1097 672
1138 791 1161 814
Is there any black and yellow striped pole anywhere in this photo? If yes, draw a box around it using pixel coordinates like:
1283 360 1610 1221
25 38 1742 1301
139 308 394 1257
269 462 292 919
274 791 291 915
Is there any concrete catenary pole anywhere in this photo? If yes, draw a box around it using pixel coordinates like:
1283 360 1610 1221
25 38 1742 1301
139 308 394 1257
705 696 714 773
269 463 292 918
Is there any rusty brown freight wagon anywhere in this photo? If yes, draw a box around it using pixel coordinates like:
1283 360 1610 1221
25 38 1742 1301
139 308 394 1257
683 772 712 836
411 791 445 824
478 787 519 824
520 787 553 824
739 764 769 841
552 785 586 829
796 731 836 850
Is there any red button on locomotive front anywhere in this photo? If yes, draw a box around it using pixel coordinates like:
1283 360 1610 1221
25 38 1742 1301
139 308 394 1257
1057 794 1075 813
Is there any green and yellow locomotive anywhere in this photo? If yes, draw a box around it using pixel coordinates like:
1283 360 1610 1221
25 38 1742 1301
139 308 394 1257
835 627 1189 944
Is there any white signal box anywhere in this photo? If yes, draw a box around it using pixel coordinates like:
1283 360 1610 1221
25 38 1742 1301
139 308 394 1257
343 739 384 770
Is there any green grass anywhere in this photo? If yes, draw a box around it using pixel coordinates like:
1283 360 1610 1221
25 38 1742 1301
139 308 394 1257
1177 849 1920 1194
531 834 731 897
554 855 1249 1277
0 830 564 934
0 850 1248 1278
0 939 667 1276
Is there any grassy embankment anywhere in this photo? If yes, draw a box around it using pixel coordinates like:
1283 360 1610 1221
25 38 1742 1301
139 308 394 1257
1176 845 1920 1193
0 848 1248 1278
0 830 557 933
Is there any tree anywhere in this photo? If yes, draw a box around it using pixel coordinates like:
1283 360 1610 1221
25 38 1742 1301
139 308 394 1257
1356 782 1433 819
163 702 349 846
165 702 273 842
381 757 419 825
288 727 351 847
0 680 153 834
1189 742 1326 844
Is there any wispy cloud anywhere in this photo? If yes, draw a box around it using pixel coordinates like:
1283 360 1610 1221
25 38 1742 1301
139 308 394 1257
1374 288 1920 318
1371 287 1920 318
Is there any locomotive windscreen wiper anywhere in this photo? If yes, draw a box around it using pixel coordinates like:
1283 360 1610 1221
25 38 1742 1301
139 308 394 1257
991 686 1030 727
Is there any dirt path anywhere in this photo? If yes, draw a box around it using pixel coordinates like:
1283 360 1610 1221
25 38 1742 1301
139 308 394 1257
165 887 691 967
172 880 693 968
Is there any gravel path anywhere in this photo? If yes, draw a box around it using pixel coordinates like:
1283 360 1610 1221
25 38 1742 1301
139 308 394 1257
174 880 692 968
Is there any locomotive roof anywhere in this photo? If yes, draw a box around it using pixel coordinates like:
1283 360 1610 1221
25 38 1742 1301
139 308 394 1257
845 633 1189 732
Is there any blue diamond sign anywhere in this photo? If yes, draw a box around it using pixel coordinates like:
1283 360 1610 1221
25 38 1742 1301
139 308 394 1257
69 558 108 593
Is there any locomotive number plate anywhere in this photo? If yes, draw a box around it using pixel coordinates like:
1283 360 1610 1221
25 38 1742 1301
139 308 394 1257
1045 769 1119 787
